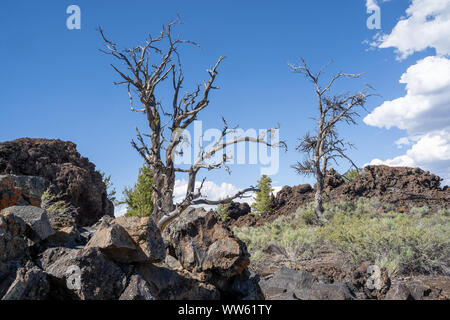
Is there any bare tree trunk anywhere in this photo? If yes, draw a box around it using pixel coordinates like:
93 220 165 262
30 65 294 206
290 58 371 225
100 20 285 230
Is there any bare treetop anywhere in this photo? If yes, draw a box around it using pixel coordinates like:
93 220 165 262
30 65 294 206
289 58 373 222
100 18 285 230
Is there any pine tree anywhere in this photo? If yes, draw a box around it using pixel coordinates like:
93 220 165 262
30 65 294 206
122 164 154 217
99 171 117 205
251 175 273 215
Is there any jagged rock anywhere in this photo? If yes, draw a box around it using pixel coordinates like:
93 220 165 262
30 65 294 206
45 226 81 248
42 247 127 300
231 270 264 300
164 255 183 271
85 222 141 263
294 283 355 300
0 175 48 210
138 262 220 300
1 263 49 300
114 216 165 263
36 247 77 270
0 138 114 227
119 274 156 300
385 282 413 300
259 267 317 297
0 212 33 262
1 206 54 241
339 165 449 210
323 168 345 192
0 260 22 298
259 267 354 300
226 202 251 220
385 281 430 300
163 208 250 281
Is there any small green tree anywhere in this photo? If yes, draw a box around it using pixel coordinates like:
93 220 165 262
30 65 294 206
343 168 364 182
122 164 154 217
217 203 232 222
251 175 273 215
100 171 117 205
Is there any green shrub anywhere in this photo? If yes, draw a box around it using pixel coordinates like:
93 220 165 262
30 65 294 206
234 198 450 276
410 205 431 217
217 203 231 222
343 168 364 182
41 189 66 215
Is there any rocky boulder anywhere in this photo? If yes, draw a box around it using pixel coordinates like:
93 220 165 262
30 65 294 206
84 216 165 264
85 222 140 263
163 208 250 284
337 165 449 210
0 175 48 210
0 211 33 262
114 216 165 263
226 202 251 220
137 262 220 300
1 206 54 241
1 262 50 300
259 266 355 300
0 138 114 226
41 247 127 300
119 274 156 300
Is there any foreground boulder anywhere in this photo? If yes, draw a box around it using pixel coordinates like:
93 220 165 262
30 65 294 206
259 267 355 300
1 263 50 300
0 211 33 262
163 208 250 285
85 216 165 263
40 247 127 300
119 274 156 300
85 222 140 263
115 216 165 263
138 262 220 300
1 206 54 241
0 138 114 226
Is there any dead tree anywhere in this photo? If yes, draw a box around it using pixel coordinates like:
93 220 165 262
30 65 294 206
289 58 371 223
100 19 284 230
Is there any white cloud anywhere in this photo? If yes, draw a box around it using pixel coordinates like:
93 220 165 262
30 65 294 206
364 0 450 184
367 129 450 184
371 0 450 60
364 56 450 133
114 203 127 217
174 179 283 208
394 137 411 148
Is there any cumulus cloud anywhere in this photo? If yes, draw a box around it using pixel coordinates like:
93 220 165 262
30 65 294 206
368 129 450 184
371 0 450 60
364 56 450 133
114 203 127 217
364 0 450 184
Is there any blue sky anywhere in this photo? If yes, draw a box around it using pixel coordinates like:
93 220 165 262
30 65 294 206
1 0 449 208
